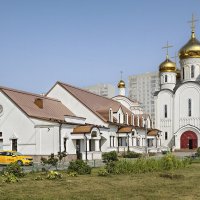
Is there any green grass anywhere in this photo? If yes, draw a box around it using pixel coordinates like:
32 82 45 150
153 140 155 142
1 164 200 200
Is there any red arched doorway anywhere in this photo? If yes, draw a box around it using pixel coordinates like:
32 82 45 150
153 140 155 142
180 131 198 149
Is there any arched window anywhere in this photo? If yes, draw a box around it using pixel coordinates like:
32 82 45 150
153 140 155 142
164 105 167 118
188 99 192 117
165 75 168 82
183 68 185 79
118 113 121 123
191 65 195 78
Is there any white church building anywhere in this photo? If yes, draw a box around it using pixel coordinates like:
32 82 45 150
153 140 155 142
155 16 200 150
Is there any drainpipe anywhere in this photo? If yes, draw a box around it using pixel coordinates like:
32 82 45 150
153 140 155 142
84 134 88 160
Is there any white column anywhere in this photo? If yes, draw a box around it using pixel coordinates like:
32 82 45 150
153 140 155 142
87 139 90 151
95 140 100 151
132 137 136 146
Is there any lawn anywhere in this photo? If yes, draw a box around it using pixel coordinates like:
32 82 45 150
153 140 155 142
0 163 200 200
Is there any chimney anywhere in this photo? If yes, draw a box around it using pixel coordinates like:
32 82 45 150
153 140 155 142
34 98 43 109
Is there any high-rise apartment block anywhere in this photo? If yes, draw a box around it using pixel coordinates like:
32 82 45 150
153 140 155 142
128 72 160 124
84 83 115 98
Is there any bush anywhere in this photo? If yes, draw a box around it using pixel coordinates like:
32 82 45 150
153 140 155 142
105 161 116 174
2 162 25 177
98 168 110 177
123 151 142 158
103 154 191 175
67 160 91 175
2 172 19 183
41 154 58 168
102 151 118 163
67 172 78 177
46 171 62 180
196 147 200 157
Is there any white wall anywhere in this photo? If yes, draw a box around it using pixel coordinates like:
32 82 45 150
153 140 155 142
47 84 107 127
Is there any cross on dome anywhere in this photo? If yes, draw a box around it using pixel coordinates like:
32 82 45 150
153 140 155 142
162 41 173 59
188 14 198 33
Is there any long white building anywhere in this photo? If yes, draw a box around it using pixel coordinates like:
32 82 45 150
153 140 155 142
0 79 159 161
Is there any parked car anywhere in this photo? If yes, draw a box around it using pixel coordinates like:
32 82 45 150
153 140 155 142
0 150 33 166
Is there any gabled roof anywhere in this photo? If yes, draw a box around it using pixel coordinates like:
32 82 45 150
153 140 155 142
0 86 76 122
54 81 132 123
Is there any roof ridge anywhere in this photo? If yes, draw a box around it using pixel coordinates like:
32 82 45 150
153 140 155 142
58 81 119 104
0 85 61 102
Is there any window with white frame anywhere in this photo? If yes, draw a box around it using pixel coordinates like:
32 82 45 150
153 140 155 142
188 99 192 117
164 105 167 118
191 65 195 78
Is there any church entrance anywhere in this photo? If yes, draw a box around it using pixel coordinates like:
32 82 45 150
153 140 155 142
180 131 198 149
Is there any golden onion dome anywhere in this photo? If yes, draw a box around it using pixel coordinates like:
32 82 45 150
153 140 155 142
159 57 176 73
118 80 125 88
179 32 200 59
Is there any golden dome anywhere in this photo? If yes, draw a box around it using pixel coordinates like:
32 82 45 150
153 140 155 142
159 57 176 72
118 80 125 88
179 32 200 59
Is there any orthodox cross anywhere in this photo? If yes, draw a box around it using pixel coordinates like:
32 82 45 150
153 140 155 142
172 52 179 65
120 71 123 80
188 14 198 33
162 41 173 59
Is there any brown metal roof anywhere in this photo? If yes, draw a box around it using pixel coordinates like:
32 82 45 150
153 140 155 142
57 82 132 122
72 125 95 134
0 86 76 122
117 126 134 133
147 129 160 136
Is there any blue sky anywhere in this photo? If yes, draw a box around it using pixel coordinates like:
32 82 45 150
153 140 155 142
0 0 199 93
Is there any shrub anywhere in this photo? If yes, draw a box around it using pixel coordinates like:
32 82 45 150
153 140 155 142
67 172 78 177
102 151 118 163
196 147 200 157
47 171 62 180
41 154 59 169
2 162 25 177
2 172 19 183
123 151 142 158
67 160 91 175
103 154 191 175
98 168 110 177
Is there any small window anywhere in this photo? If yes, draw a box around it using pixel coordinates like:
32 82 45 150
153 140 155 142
118 114 121 123
188 99 192 117
165 132 168 140
110 136 112 147
191 65 195 78
113 136 115 147
109 108 113 122
12 139 17 151
165 75 168 82
0 132 2 137
63 138 67 152
164 105 167 118
183 68 185 79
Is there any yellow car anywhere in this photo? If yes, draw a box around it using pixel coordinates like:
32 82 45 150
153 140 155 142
0 150 33 166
